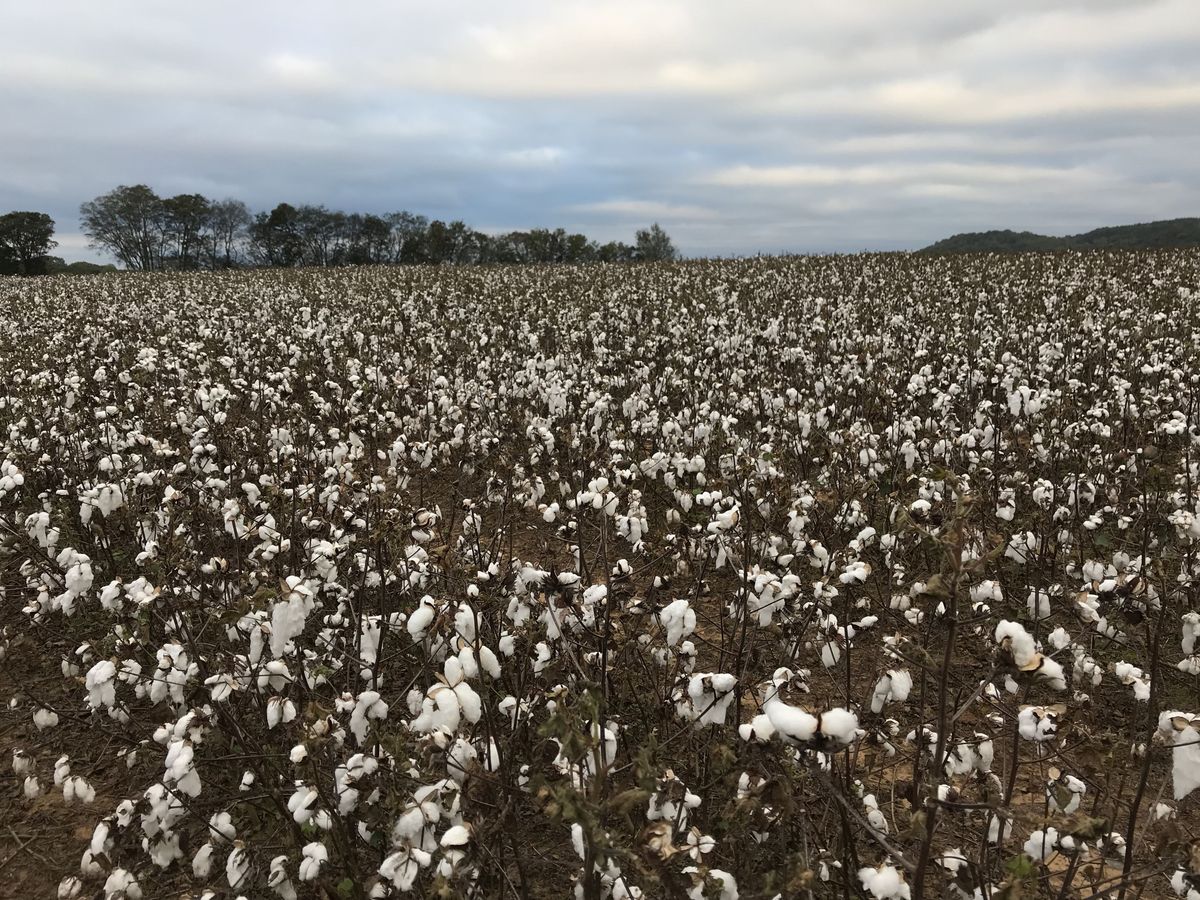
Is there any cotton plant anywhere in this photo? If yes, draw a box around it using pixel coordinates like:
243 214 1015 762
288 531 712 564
5 251 1200 897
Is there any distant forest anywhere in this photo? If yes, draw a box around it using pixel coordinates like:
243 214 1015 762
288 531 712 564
0 184 679 275
921 217 1200 253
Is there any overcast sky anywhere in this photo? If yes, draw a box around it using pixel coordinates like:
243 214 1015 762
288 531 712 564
3 0 1199 259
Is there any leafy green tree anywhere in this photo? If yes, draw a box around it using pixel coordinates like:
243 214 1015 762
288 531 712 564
162 193 211 270
386 211 429 263
80 185 165 270
0 211 57 275
634 223 678 261
207 199 251 268
248 203 304 267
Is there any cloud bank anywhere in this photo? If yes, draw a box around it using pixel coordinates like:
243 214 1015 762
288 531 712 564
3 0 1198 258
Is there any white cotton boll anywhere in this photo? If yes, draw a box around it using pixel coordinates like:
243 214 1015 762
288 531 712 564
63 775 95 804
430 686 462 733
1158 713 1200 801
24 776 42 798
987 813 1012 844
380 848 428 893
1182 612 1199 655
33 707 59 731
857 864 910 900
103 869 141 900
193 843 215 879
457 645 479 679
90 821 112 858
208 811 236 844
691 868 738 900
995 620 1037 667
226 843 250 889
268 855 298 900
1047 627 1072 650
57 876 83 899
479 645 502 678
350 690 388 745
1018 707 1058 742
441 825 471 848
453 682 483 724
870 670 913 713
764 698 818 743
407 601 436 641
85 660 117 708
820 640 841 668
659 598 696 647
289 786 320 825
1036 657 1067 691
738 713 776 743
12 750 34 776
1023 827 1059 862
940 848 968 874
443 655 465 686
818 708 859 747
1173 727 1200 802
1027 590 1052 620
298 842 327 881
267 696 297 729
1048 774 1086 814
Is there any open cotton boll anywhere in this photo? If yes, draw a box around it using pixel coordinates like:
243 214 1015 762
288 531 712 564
226 842 249 889
12 749 34 777
1027 589 1052 620
678 673 737 727
684 867 738 900
298 842 327 881
659 598 696 647
1018 706 1059 742
764 697 818 743
407 597 437 641
870 670 913 713
857 864 911 899
85 659 117 708
33 707 59 731
103 869 141 900
739 713 776 743
350 690 389 744
1158 712 1200 800
995 620 1037 667
192 843 214 879
268 854 299 900
1023 827 1059 862
1035 657 1067 691
1182 612 1199 655
818 708 860 746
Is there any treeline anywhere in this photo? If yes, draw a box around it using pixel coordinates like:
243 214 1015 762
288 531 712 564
76 184 678 271
0 211 59 275
921 217 1200 254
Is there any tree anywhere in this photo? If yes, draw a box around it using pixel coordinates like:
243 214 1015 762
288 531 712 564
296 205 345 267
386 212 429 263
80 185 165 270
634 223 678 261
161 194 211 270
248 203 304 267
597 240 635 263
207 199 251 268
0 211 57 275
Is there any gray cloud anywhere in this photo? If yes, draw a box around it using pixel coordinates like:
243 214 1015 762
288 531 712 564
2 0 1198 259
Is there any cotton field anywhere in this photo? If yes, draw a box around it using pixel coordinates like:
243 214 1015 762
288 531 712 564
2 252 1200 899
